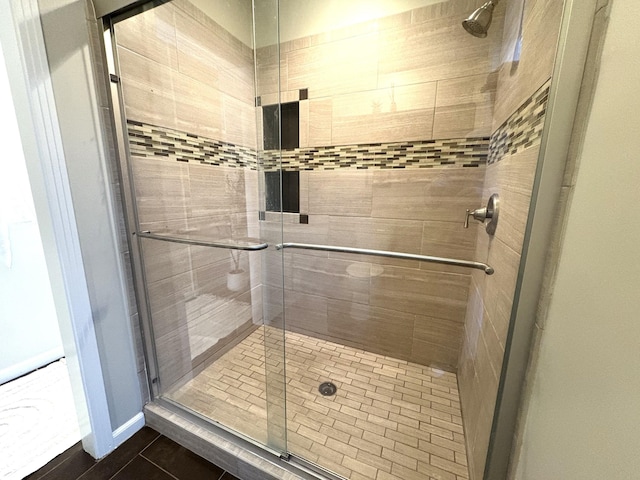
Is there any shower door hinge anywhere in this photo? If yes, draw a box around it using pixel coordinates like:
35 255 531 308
109 73 120 83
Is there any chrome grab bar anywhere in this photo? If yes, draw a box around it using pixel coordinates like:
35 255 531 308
136 231 269 251
275 242 494 275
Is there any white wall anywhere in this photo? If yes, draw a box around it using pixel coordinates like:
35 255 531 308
0 42 62 384
190 0 253 46
512 0 640 477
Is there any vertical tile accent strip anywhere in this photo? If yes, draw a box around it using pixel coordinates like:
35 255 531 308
488 80 551 164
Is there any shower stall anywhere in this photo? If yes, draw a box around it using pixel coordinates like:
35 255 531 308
104 0 570 478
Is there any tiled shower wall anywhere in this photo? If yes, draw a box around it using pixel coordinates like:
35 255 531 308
457 0 566 478
255 0 505 370
118 0 509 374
115 0 261 389
256 0 503 145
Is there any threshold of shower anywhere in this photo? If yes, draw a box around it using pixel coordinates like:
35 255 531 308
145 401 343 480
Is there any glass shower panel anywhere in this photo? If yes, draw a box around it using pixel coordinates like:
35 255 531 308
275 1 500 478
112 0 286 452
254 0 288 453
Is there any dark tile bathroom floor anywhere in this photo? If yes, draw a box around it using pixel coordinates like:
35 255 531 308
25 427 240 480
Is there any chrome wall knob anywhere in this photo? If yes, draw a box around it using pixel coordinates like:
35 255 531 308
464 194 499 235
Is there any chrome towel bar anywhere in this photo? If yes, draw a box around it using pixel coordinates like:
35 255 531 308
275 242 494 275
136 231 269 251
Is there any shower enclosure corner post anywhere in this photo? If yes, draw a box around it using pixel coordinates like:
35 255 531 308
484 0 601 478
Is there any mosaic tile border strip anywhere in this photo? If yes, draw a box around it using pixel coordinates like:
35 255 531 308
489 80 551 164
262 138 488 171
127 120 257 168
127 120 489 171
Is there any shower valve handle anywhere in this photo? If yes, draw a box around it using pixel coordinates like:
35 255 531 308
464 194 500 235
464 207 489 228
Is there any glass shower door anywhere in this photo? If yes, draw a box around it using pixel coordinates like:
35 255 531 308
111 0 287 453
269 2 499 478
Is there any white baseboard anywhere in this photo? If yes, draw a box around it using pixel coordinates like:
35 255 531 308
112 411 145 448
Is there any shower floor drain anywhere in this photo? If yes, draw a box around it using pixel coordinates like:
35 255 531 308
318 382 337 396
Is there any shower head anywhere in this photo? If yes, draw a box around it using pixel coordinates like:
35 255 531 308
462 1 498 38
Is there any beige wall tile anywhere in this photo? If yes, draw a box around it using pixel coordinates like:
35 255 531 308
283 214 330 246
308 170 373 217
299 100 310 148
290 254 371 305
188 163 247 218
174 8 254 103
433 73 498 139
372 169 484 222
115 2 178 68
332 83 437 145
286 33 378 98
222 95 257 148
284 290 328 336
328 216 423 268
421 220 481 275
131 156 190 225
327 300 415 360
146 271 194 336
308 99 332 147
492 0 564 129
378 13 503 89
414 314 464 350
459 148 543 480
370 266 469 321
141 237 193 284
255 46 284 96
298 171 310 213
118 47 178 129
174 71 223 140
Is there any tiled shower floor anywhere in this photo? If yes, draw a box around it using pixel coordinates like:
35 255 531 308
168 327 469 480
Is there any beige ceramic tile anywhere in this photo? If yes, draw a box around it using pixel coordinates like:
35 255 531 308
286 33 379 98
328 216 423 269
492 0 563 129
284 290 328 337
308 170 373 217
420 220 480 275
331 82 437 145
307 98 333 146
115 2 178 68
118 47 178 129
414 315 464 352
174 8 255 106
326 300 415 360
221 95 257 148
131 156 190 225
433 73 498 139
369 266 469 321
173 70 223 140
378 13 503 89
140 237 193 284
168 327 469 480
372 169 484 222
299 100 310 148
289 254 371 305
